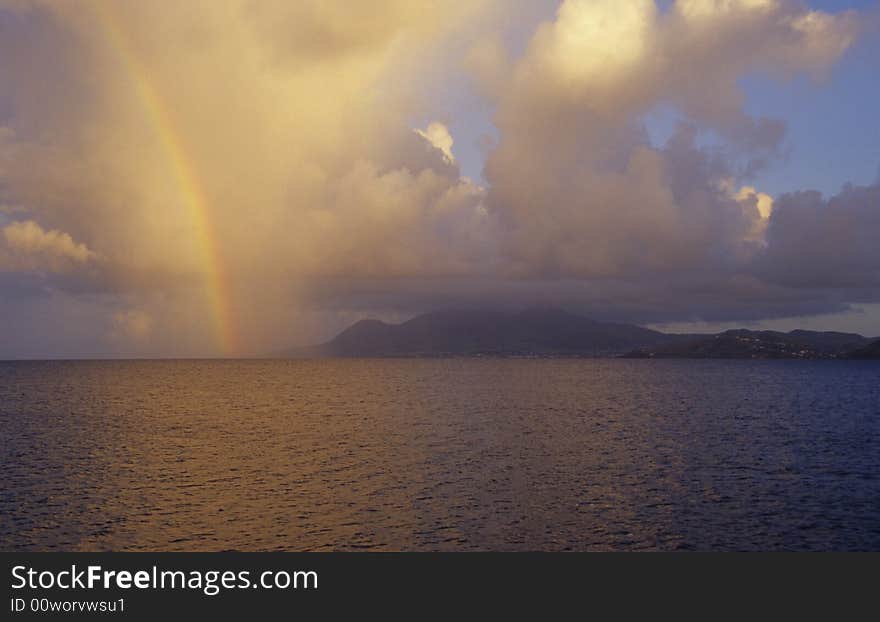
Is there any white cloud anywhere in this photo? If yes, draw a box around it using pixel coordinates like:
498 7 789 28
415 122 456 165
476 0 858 282
1 220 95 272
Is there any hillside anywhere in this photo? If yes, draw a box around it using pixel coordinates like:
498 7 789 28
291 309 675 357
284 310 877 359
847 339 880 359
624 329 871 359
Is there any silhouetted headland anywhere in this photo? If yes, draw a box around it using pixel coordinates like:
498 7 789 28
283 309 880 359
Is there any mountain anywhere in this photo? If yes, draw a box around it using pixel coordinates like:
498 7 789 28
282 309 877 359
625 329 871 360
291 308 676 357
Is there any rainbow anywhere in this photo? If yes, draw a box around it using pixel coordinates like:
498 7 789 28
92 3 238 356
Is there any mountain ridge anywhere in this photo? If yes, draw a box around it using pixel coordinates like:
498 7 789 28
282 308 880 359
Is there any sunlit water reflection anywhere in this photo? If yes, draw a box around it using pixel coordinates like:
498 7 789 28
1 359 878 551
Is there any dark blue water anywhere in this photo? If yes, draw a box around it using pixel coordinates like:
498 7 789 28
1 359 878 551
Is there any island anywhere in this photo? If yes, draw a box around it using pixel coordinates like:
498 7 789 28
281 309 880 359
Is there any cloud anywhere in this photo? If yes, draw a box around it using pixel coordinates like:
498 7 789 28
736 186 774 221
473 0 863 301
415 122 456 165
1 220 95 272
0 0 500 353
731 184 774 243
756 181 880 291
0 0 876 356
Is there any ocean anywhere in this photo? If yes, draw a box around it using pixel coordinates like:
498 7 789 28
1 358 878 551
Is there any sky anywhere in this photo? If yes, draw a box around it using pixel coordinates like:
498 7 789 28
1 0 879 358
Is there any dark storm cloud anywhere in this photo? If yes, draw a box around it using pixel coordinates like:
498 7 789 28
756 182 880 291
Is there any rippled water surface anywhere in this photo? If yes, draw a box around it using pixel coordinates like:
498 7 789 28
1 359 878 551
